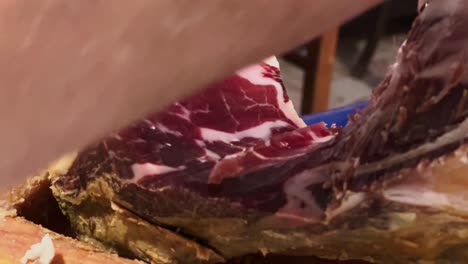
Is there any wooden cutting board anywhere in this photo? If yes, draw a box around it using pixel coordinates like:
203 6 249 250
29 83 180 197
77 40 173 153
0 216 141 264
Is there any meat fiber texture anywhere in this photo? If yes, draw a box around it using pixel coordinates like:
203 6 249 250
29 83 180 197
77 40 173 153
50 1 468 263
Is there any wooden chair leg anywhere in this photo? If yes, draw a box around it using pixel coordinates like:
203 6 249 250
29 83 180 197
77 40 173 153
351 1 392 78
301 29 339 115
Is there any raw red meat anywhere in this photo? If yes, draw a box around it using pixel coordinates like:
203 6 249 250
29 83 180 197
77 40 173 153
104 57 312 185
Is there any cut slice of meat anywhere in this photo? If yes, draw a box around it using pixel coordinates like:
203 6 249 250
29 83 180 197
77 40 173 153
103 56 308 186
51 1 468 263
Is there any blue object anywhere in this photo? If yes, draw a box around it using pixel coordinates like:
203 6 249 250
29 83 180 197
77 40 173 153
301 101 368 127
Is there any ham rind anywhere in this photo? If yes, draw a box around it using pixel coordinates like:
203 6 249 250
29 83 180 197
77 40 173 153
52 1 468 263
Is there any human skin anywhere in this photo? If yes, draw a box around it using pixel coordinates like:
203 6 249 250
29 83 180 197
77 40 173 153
0 0 382 188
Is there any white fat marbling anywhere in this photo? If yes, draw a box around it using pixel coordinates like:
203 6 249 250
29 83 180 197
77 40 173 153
276 169 329 225
326 192 366 222
237 56 306 128
199 120 290 142
155 123 183 137
309 130 335 144
204 149 221 160
384 183 468 214
131 163 182 182
264 56 280 68
172 102 191 120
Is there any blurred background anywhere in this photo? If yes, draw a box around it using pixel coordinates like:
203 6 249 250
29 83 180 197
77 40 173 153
279 0 418 115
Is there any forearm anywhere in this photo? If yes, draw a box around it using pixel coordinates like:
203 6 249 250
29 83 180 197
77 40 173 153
0 0 382 187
